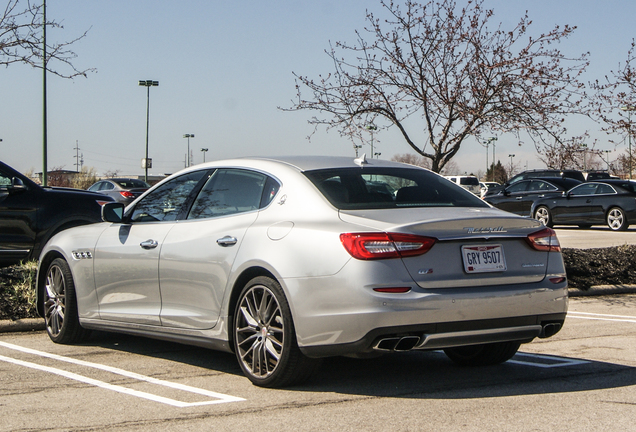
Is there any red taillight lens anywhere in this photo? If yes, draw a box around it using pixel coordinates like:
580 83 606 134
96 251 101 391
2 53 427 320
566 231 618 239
120 190 135 198
526 228 561 252
340 233 437 260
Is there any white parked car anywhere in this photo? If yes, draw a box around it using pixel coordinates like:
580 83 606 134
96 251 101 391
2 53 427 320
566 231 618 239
444 175 481 195
37 156 568 387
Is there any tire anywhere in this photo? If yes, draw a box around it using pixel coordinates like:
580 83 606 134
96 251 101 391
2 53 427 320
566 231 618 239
607 207 629 231
233 276 321 387
43 258 91 344
444 341 521 366
534 205 553 228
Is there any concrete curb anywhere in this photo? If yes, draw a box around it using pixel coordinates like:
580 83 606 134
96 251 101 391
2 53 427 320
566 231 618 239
0 318 45 333
2 285 636 334
568 284 636 297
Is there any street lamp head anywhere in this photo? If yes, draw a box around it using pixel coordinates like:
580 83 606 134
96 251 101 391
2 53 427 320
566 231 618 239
183 134 195 138
201 148 208 152
139 80 159 87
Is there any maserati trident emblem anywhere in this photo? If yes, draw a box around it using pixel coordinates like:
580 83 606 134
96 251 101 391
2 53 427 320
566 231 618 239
465 226 507 234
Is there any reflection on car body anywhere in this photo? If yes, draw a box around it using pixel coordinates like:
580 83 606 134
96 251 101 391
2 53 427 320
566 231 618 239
37 156 568 387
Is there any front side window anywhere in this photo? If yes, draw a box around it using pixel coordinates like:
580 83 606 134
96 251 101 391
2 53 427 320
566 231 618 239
507 181 530 194
305 168 488 210
187 169 273 219
129 171 207 222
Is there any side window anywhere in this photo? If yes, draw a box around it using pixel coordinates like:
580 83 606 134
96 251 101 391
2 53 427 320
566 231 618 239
129 171 207 222
101 182 115 191
87 182 101 192
595 184 615 195
187 169 269 219
507 181 529 193
528 181 557 192
569 183 597 196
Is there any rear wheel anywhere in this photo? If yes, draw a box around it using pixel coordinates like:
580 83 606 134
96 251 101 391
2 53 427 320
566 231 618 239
534 206 553 228
607 207 628 231
43 258 91 344
444 341 520 366
233 276 321 387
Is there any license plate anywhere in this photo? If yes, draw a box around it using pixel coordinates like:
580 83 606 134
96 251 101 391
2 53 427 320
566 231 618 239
461 244 506 273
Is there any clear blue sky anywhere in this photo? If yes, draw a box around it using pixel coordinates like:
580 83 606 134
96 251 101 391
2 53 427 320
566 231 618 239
1 0 635 177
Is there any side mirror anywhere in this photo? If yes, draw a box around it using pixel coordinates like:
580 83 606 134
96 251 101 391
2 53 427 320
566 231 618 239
503 189 511 196
102 202 125 223
562 191 569 198
4 177 27 194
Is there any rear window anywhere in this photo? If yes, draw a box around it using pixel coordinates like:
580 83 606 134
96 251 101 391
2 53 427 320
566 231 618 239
304 167 489 210
459 177 479 186
115 179 149 188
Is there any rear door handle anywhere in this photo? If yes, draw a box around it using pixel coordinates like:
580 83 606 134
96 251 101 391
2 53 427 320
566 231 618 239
217 235 238 247
140 239 158 249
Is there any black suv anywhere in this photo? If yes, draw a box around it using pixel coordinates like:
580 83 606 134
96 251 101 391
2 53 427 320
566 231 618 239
0 161 113 267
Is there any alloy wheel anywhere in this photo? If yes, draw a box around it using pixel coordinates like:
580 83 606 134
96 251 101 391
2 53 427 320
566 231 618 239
44 264 66 337
235 284 284 379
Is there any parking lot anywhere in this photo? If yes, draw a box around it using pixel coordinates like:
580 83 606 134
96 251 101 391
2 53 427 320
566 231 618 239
1 292 635 431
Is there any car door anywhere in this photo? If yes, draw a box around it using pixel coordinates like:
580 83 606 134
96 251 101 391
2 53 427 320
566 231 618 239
496 180 530 214
92 170 208 325
158 168 274 329
520 180 560 215
589 183 617 223
552 183 596 223
0 169 37 264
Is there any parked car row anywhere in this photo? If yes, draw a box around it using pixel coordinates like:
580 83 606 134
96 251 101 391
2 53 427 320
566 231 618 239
484 173 636 231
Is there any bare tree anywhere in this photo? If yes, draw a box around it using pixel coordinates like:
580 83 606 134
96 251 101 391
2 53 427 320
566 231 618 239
286 0 589 173
592 39 636 177
1 0 93 77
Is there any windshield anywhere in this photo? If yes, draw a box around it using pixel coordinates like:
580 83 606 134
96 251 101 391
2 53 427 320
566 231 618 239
304 167 489 210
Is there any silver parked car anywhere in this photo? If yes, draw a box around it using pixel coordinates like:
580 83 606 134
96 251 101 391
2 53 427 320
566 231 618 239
37 156 568 387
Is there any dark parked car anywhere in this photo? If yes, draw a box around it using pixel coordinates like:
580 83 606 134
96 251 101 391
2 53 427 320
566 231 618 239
87 178 149 204
484 177 582 216
531 181 636 231
484 169 585 197
0 161 114 267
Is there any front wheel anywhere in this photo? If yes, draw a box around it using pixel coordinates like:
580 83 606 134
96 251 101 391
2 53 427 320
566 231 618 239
233 276 321 387
607 207 629 231
534 205 553 228
43 258 91 344
444 341 521 366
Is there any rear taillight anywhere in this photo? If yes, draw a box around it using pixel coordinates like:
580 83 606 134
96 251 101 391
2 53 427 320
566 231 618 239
120 191 135 199
526 228 561 252
340 233 437 260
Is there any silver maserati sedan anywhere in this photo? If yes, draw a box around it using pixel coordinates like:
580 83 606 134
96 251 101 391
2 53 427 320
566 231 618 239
36 156 568 387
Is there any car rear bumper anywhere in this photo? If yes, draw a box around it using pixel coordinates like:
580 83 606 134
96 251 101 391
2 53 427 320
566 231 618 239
284 270 568 357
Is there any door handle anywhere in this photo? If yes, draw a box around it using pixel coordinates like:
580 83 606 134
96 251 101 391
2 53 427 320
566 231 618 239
217 235 238 247
140 239 158 249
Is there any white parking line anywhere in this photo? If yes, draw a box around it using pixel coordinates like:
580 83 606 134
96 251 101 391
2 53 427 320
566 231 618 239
567 311 636 324
508 352 590 368
0 341 245 407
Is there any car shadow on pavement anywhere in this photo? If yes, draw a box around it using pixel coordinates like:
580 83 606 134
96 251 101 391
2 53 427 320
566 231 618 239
80 331 636 398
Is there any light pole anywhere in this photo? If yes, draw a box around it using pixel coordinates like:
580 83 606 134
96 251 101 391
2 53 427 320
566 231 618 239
480 137 497 181
183 134 194 167
621 106 634 179
580 143 588 171
201 148 208 163
353 144 362 157
139 80 159 182
600 150 612 172
361 124 377 156
508 154 515 178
